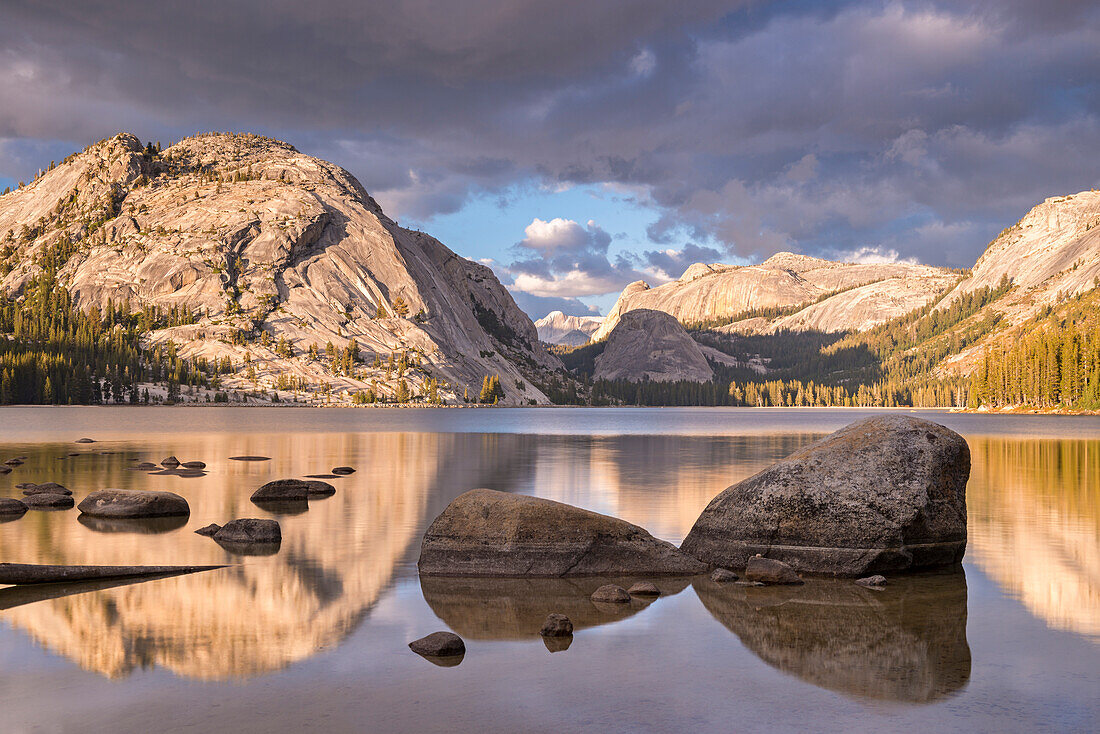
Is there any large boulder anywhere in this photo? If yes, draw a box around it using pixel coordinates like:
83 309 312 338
681 416 969 576
77 489 190 518
250 479 309 502
213 518 282 544
418 488 706 577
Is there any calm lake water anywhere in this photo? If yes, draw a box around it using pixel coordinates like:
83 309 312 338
0 407 1097 733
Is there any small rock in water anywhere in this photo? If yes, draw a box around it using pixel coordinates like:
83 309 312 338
4 458 24 466
160 456 180 468
303 480 336 497
331 466 356 475
409 631 465 658
591 584 631 603
213 518 282 544
66 452 80 457
710 568 739 583
135 462 158 470
78 489 190 518
627 582 661 596
181 461 206 469
75 438 96 444
0 466 11 475
855 575 887 588
229 456 271 462
0 498 28 515
194 523 223 537
23 493 75 510
304 474 339 479
23 483 72 496
251 479 309 502
540 613 574 637
745 556 803 586
15 482 36 490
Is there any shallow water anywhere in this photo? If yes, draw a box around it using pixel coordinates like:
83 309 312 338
0 407 1097 733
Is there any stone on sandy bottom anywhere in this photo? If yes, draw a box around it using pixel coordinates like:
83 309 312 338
856 575 888 588
78 489 190 518
250 479 309 502
627 582 661 596
409 631 465 658
681 416 970 576
540 613 574 637
710 568 739 583
745 557 803 585
591 584 631 603
418 488 707 577
213 518 281 544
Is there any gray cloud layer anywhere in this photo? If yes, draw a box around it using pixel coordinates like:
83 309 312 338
2 0 1098 277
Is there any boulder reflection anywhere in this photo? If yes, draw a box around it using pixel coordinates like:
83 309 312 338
0 432 536 681
694 570 971 702
421 575 691 639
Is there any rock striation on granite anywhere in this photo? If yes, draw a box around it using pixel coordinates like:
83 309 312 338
681 416 970 576
418 488 707 577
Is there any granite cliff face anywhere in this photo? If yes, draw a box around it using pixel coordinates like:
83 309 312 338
593 253 956 340
593 309 714 383
0 133 559 404
534 310 603 345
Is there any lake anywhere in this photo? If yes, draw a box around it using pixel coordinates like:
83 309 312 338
0 407 1097 733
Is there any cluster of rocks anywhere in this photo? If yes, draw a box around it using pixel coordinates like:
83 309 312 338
408 416 970 662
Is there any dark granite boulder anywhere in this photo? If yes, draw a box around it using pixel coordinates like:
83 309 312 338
0 498 28 516
540 613 574 637
681 416 969 576
23 483 71 496
213 518 281 544
23 493 75 509
409 631 465 658
302 480 336 497
418 488 707 577
745 557 803 585
250 479 309 502
77 489 190 518
591 584 631 603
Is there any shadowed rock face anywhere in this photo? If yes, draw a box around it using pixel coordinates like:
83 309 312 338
593 309 714 383
418 488 707 577
681 416 970 576
420 576 690 639
694 570 971 702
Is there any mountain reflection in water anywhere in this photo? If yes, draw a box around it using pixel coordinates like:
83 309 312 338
0 432 537 680
967 437 1100 643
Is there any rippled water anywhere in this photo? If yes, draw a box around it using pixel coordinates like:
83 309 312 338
0 407 1097 732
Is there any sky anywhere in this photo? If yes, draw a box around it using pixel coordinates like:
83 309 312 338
1 1 1099 318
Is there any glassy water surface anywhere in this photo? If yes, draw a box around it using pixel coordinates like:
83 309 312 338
0 407 1097 732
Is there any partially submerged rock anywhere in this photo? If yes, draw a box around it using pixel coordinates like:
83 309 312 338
213 518 281 544
181 461 206 469
591 584 631 603
418 489 707 577
251 479 309 502
331 466 356 475
78 489 190 518
229 456 271 462
160 456 180 467
23 493 74 510
681 416 970 576
0 498 28 516
540 613 574 637
0 562 224 586
4 458 24 465
409 631 465 658
75 438 95 443
710 568 739 583
627 582 661 596
745 557 803 585
303 480 336 497
194 523 222 537
856 575 888 588
22 483 71 496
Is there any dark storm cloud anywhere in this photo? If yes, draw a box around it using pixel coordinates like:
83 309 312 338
2 0 1099 270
